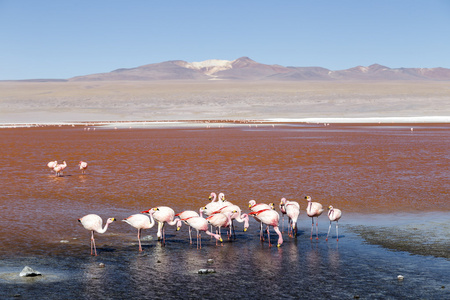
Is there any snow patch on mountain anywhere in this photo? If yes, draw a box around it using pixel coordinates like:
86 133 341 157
185 59 233 76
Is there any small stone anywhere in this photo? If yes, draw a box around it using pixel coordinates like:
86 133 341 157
99 263 105 268
19 266 42 277
353 295 360 299
60 240 69 243
207 259 214 264
157 260 161 263
397 275 404 280
198 268 215 274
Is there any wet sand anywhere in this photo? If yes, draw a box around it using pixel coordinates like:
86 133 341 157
0 124 449 298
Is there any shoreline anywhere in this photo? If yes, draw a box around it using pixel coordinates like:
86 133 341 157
1 116 449 128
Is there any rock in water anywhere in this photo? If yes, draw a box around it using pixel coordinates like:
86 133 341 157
198 269 216 274
20 266 42 277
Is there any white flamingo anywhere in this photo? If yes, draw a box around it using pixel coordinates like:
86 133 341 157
175 210 199 244
284 199 300 238
78 214 116 256
305 196 324 240
79 161 88 174
179 216 222 249
141 206 179 245
326 205 342 241
122 212 156 251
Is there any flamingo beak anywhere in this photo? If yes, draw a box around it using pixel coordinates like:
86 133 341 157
219 238 223 242
277 244 281 248
244 228 248 232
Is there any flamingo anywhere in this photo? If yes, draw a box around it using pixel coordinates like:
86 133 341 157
211 204 249 238
279 197 287 233
53 161 67 176
249 209 283 247
305 196 324 240
180 216 222 249
122 212 156 251
284 199 300 238
78 214 116 256
141 206 179 245
206 211 233 242
248 200 274 241
175 210 199 244
326 206 342 241
79 161 88 174
53 164 64 177
47 161 58 170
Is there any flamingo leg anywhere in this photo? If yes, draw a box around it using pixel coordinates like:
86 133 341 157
138 228 142 252
189 226 192 244
91 231 97 256
336 221 339 241
310 217 314 240
259 223 264 241
326 221 332 241
267 226 271 247
162 226 166 246
281 215 285 233
315 219 319 240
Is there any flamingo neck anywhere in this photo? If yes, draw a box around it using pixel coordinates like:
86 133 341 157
97 222 110 234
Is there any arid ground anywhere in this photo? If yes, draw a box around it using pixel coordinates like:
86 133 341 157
1 80 449 123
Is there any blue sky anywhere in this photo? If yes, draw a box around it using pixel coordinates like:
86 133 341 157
1 0 449 80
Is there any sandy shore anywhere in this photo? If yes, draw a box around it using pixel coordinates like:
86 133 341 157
1 80 449 124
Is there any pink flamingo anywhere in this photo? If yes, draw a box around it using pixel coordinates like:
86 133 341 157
180 216 222 249
248 200 274 240
305 196 324 240
141 206 179 245
53 161 67 176
326 206 342 241
206 211 234 241
249 209 283 247
279 198 287 233
122 212 156 251
175 210 199 244
284 199 300 238
79 161 88 174
78 214 116 256
211 204 249 238
53 164 63 176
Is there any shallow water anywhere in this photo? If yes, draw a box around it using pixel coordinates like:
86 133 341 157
0 123 449 298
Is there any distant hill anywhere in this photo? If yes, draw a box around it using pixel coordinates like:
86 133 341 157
54 57 450 81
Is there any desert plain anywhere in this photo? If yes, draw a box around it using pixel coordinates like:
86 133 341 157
1 80 449 124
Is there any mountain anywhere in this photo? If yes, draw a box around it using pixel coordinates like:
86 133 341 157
68 57 450 81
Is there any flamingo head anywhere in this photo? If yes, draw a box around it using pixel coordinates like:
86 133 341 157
141 208 158 214
218 193 225 201
328 205 334 210
269 203 275 210
248 200 256 208
106 218 116 224
280 197 286 205
176 219 182 230
305 196 312 202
